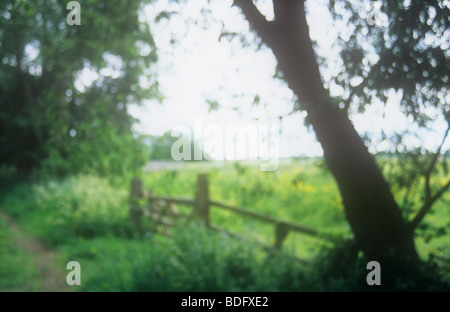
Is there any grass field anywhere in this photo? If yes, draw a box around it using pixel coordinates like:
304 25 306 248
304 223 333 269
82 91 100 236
141 159 347 259
0 159 448 291
141 159 449 261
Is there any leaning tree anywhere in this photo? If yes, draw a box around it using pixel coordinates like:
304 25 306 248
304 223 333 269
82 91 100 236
159 0 449 276
224 0 449 274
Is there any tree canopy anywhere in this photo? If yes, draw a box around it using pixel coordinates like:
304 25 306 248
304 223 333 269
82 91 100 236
0 0 160 176
329 0 449 124
144 131 207 161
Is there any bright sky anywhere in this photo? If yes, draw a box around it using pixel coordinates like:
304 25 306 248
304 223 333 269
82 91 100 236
125 0 449 159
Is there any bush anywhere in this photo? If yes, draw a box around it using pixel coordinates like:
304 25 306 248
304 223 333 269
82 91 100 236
1 175 132 246
121 225 324 292
78 225 311 292
309 239 450 291
35 175 131 245
0 218 40 291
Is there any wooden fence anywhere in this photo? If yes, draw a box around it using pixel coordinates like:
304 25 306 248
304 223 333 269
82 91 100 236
129 174 333 252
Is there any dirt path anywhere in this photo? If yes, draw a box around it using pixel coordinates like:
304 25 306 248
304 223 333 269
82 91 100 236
0 210 74 292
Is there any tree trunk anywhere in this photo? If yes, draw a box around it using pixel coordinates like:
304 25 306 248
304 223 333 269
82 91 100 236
235 1 419 268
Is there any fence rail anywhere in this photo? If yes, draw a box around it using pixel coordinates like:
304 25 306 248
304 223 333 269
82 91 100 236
150 195 196 207
129 174 332 252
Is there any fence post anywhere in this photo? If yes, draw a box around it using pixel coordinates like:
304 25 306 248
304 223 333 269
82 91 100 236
146 189 155 231
195 174 210 227
274 222 290 250
129 178 144 232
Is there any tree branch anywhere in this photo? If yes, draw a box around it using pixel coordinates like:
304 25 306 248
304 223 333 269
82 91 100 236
233 0 275 46
410 179 450 230
424 121 450 200
410 122 450 230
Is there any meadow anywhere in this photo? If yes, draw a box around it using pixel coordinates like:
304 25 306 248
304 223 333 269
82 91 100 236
0 159 448 291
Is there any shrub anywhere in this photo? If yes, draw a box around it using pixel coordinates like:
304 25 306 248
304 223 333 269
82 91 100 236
32 175 131 245
1 175 132 246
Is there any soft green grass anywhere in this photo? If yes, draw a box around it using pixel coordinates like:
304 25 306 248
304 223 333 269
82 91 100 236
0 159 448 291
142 160 449 261
58 226 370 292
0 217 41 291
1 175 133 247
61 225 448 291
141 160 348 260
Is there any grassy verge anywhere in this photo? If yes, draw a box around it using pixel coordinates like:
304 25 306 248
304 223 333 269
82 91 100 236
0 217 41 291
0 161 448 291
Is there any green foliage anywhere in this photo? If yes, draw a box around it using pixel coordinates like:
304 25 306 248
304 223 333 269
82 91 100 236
142 160 449 261
0 0 159 176
329 0 449 124
328 1 450 235
36 175 131 244
1 175 132 246
0 161 448 291
142 161 347 259
144 132 178 161
0 217 41 291
144 160 347 232
143 131 209 161
310 238 449 291
68 226 449 292
60 237 147 291
71 226 317 292
378 153 450 246
0 160 450 291
206 99 221 112
128 225 304 291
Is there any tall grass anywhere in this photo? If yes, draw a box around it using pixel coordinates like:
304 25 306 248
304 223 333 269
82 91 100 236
0 161 448 291
0 217 40 291
1 175 132 246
